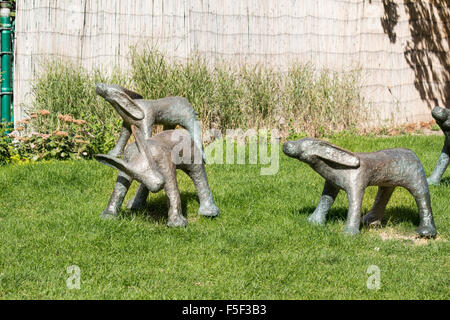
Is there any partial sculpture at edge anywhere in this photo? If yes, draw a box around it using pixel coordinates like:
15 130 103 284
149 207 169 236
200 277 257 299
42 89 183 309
283 138 437 238
96 127 219 227
427 106 450 186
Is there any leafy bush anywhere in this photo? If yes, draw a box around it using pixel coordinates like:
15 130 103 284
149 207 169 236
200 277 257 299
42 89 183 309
4 111 96 163
0 125 16 165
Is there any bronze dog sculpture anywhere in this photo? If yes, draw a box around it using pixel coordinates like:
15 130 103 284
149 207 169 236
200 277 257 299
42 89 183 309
96 127 219 227
283 138 437 238
96 83 207 219
95 83 205 161
427 106 450 186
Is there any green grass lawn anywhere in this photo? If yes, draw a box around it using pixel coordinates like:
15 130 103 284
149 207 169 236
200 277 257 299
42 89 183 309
0 134 448 299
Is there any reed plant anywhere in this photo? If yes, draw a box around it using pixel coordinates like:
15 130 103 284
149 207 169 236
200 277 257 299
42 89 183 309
27 47 366 150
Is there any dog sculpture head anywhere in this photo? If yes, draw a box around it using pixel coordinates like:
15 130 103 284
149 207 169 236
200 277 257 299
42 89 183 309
283 138 360 168
95 83 145 125
431 106 450 132
95 125 166 193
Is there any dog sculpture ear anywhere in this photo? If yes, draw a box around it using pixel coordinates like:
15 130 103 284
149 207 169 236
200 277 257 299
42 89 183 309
111 89 145 121
120 86 143 100
311 140 360 168
95 154 135 175
95 153 165 192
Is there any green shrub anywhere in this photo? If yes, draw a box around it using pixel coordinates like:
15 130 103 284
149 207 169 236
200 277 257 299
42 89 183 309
0 125 15 165
5 111 96 163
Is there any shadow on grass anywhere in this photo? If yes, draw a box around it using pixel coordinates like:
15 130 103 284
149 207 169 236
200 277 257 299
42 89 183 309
382 207 420 226
436 177 450 187
297 205 422 226
296 206 348 223
120 191 199 224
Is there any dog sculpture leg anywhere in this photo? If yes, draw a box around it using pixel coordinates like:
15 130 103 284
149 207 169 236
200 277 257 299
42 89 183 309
126 184 149 210
363 186 395 226
101 172 132 218
108 124 131 157
344 188 365 235
126 123 154 210
182 118 206 162
427 145 449 185
407 187 437 237
182 164 220 217
160 159 187 227
308 182 339 225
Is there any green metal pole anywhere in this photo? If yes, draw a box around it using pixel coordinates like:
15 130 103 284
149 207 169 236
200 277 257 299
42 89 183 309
1 1 12 130
11 17 14 124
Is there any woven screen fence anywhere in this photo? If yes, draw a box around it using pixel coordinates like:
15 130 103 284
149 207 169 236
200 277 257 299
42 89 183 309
14 0 449 124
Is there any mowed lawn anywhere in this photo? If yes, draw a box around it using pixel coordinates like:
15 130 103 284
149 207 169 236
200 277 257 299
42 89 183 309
0 134 448 299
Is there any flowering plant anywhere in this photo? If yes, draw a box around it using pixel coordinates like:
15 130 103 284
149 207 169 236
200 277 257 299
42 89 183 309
5 110 96 163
